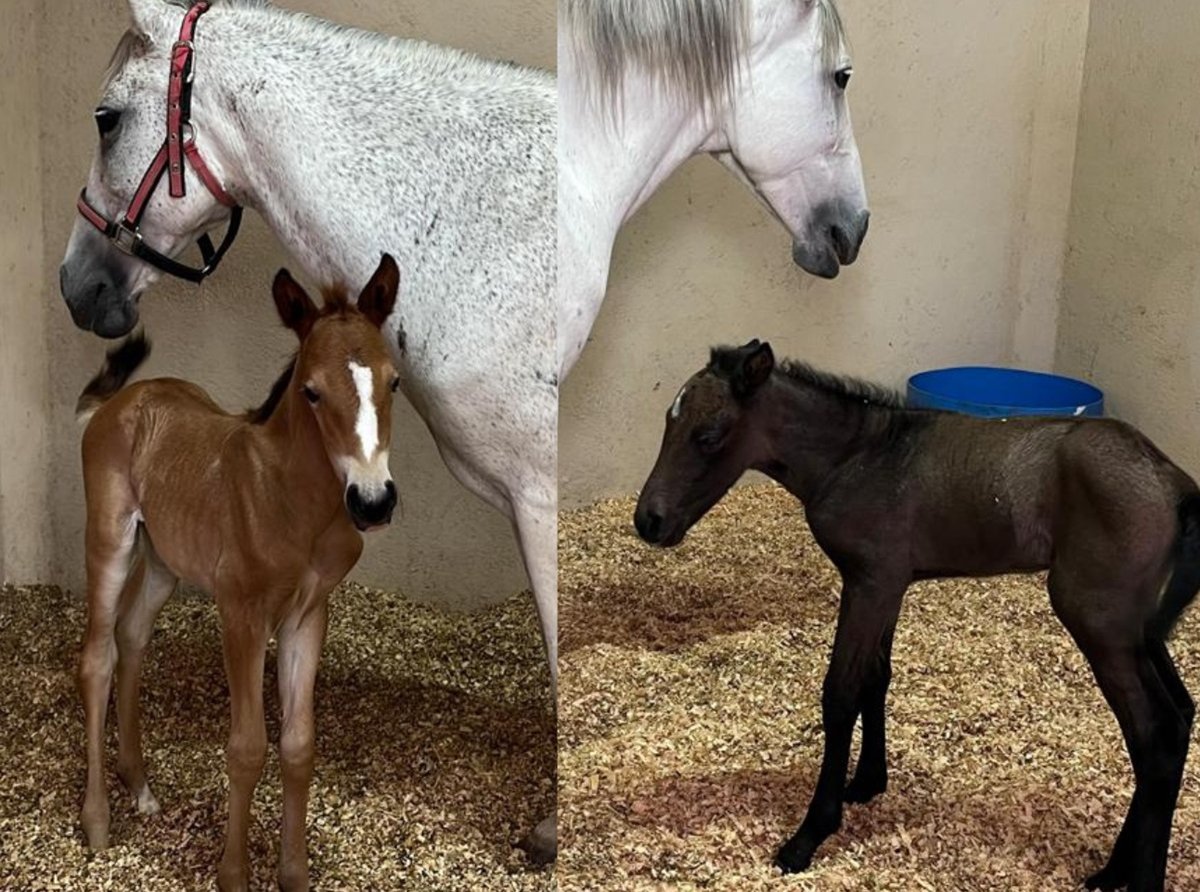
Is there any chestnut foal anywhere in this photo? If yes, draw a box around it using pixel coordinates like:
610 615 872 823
77 255 400 891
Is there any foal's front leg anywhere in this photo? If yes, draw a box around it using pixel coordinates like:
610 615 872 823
844 624 897 804
217 607 269 892
776 575 905 874
276 601 329 892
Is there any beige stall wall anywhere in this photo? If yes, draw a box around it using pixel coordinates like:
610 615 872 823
1056 1 1200 477
0 0 52 583
561 0 1091 505
37 0 552 609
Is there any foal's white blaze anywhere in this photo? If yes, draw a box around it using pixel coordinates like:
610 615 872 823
349 362 379 459
670 385 687 420
341 361 393 500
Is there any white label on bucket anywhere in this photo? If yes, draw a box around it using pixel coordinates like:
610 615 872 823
1073 405 1086 416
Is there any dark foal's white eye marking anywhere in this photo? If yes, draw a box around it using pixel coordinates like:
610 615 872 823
834 66 853 90
670 385 687 420
303 384 320 404
95 107 121 138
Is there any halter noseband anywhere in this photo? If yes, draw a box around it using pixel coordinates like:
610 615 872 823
77 1 243 284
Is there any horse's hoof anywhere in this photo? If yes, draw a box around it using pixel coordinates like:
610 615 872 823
133 786 161 816
81 803 111 851
517 812 557 866
774 837 816 875
1084 862 1129 891
843 770 887 804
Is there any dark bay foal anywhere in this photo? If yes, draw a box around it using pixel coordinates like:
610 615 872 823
635 340 1200 892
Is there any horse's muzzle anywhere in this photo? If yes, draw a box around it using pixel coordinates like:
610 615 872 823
59 263 139 339
793 205 870 279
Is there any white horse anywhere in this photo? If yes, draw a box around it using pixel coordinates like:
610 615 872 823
57 0 558 863
558 0 871 376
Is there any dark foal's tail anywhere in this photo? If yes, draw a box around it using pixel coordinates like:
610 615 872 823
1148 492 1200 642
76 332 151 426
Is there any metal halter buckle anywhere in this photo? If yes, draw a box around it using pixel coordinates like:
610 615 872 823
112 221 143 255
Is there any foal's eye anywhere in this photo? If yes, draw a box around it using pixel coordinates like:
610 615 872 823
695 426 727 453
834 67 853 90
94 107 122 138
303 385 320 405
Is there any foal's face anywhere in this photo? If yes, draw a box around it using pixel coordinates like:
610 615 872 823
274 255 401 532
635 342 775 547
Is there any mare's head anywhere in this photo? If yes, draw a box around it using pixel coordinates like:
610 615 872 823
712 0 869 277
272 255 401 532
59 0 242 337
635 341 776 546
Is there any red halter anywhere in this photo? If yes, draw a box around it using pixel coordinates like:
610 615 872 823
76 1 243 284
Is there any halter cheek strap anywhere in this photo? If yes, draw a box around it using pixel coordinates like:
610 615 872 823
76 1 243 284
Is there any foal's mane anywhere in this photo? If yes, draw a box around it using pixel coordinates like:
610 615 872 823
564 0 846 108
708 346 904 410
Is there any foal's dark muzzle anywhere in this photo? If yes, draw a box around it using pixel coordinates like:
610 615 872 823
59 263 139 339
634 499 686 548
347 480 397 531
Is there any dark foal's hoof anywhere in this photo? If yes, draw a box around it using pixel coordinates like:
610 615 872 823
774 837 817 875
843 770 887 804
517 812 557 866
1084 862 1130 891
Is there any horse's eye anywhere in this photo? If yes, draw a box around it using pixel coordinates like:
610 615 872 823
834 67 853 90
303 385 320 405
94 107 121 138
389 376 400 393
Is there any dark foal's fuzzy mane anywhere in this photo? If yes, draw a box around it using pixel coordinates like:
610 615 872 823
776 359 906 409
708 346 905 409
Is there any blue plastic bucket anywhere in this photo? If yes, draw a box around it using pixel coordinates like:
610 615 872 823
906 366 1104 418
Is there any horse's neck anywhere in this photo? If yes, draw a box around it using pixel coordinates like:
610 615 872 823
754 378 881 502
202 11 478 286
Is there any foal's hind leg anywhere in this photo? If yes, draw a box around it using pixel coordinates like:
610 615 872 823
844 624 897 804
1084 638 1194 892
114 543 177 817
79 507 140 850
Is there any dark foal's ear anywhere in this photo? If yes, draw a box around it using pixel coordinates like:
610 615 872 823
358 254 400 328
272 268 319 340
732 340 775 398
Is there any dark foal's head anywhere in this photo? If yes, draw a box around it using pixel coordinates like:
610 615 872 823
636 340 776 546
272 254 401 532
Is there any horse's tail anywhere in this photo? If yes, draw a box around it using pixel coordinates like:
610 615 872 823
76 332 150 427
1148 491 1200 642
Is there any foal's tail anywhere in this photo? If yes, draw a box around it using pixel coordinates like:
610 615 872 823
1148 491 1200 642
76 333 150 427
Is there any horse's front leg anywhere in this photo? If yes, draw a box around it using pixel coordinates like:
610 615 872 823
512 496 558 865
216 603 269 892
775 575 905 874
275 600 329 892
844 623 897 804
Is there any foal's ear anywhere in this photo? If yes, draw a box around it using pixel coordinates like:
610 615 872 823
733 340 775 398
357 254 400 329
272 269 319 339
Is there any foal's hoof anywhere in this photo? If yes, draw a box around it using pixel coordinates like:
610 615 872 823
1084 862 1131 891
774 837 816 875
843 770 887 804
81 803 111 851
133 786 161 816
517 812 557 866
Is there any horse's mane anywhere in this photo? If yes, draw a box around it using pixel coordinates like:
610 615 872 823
563 0 846 109
709 346 904 410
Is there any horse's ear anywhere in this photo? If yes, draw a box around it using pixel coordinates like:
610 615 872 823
733 340 774 398
357 254 400 329
272 269 318 339
128 0 171 39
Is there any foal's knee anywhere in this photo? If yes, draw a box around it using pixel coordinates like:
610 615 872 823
226 734 267 783
279 726 314 774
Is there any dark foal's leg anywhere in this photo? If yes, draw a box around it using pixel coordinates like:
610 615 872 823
1086 639 1194 891
776 577 905 874
844 625 896 804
